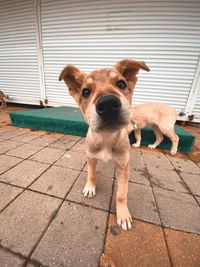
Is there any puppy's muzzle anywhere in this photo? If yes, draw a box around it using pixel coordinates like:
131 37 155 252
96 94 121 121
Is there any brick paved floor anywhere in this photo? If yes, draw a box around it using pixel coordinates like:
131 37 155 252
0 106 200 267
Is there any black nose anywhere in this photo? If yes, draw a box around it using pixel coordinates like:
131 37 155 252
96 94 121 120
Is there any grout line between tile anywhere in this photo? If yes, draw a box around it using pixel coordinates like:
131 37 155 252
101 172 116 255
174 170 200 209
0 244 29 263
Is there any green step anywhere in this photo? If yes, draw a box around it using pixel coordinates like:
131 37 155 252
10 106 195 153
10 106 88 137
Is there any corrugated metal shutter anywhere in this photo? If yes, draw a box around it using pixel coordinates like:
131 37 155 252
0 0 41 105
41 0 200 110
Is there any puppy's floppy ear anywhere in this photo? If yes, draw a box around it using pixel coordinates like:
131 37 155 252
59 65 86 101
115 59 150 83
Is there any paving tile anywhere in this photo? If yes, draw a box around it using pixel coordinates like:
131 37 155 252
46 132 64 139
84 160 115 178
179 172 200 196
0 140 23 154
29 129 46 136
111 181 160 225
0 155 22 174
167 156 200 174
153 187 200 233
0 248 24 267
99 254 117 267
55 150 86 170
130 150 145 171
142 151 173 169
147 165 188 193
71 137 86 153
0 183 23 211
0 190 61 256
0 130 25 140
164 228 200 267
32 202 108 267
0 126 18 131
6 143 42 158
104 214 170 267
26 264 35 267
67 171 114 211
140 146 164 154
11 132 39 143
29 135 58 147
30 166 79 198
0 129 10 134
164 151 189 160
0 160 49 187
30 147 64 164
49 134 80 150
129 169 150 185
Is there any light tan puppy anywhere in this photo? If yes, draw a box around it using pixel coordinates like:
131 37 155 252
131 102 179 155
59 60 150 230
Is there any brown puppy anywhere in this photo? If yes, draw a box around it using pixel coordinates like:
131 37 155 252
59 60 150 230
131 102 179 155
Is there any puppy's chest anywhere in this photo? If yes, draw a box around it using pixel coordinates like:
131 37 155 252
92 148 113 162
87 140 117 162
86 129 127 162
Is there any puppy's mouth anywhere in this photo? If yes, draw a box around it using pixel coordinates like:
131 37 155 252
94 94 130 131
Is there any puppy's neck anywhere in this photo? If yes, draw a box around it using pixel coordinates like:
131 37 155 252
87 126 126 146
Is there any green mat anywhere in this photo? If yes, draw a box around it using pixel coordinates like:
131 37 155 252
10 106 88 136
10 106 195 153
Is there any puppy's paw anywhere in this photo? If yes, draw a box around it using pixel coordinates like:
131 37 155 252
148 144 156 149
132 143 140 148
83 185 96 198
117 207 132 231
170 148 177 155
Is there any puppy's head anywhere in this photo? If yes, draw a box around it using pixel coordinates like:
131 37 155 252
59 59 150 132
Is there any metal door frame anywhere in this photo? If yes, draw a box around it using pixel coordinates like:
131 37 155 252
34 0 47 105
184 56 200 122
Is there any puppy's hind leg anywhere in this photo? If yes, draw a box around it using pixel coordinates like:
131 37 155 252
159 127 179 155
169 130 179 155
148 125 163 149
132 129 141 148
83 156 97 198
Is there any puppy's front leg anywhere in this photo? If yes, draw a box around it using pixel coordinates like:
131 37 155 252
83 156 97 198
115 161 132 230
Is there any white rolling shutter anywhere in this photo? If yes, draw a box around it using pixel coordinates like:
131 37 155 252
0 0 41 105
41 0 200 111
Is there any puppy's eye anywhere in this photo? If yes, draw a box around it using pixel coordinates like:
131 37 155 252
117 80 126 89
82 88 91 98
